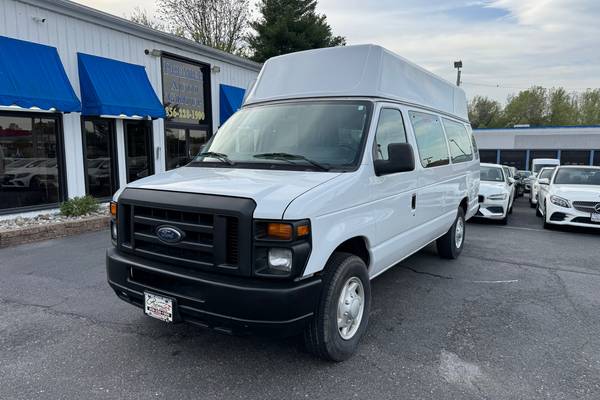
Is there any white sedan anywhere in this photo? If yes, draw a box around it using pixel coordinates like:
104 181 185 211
476 163 514 225
530 167 555 208
538 165 600 229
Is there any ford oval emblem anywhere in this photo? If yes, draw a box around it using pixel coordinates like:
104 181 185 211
156 225 184 244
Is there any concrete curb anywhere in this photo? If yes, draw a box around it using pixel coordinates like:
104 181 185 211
0 215 110 248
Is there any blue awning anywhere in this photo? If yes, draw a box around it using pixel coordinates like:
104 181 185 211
78 53 165 119
0 36 81 112
219 84 246 125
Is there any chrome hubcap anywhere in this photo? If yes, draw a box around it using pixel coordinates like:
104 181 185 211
455 217 464 249
337 277 365 340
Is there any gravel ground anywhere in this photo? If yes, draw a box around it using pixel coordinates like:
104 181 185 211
1 197 599 399
0 208 109 231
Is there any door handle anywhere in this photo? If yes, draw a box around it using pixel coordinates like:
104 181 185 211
411 193 417 210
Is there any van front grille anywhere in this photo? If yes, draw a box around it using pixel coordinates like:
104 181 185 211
116 188 255 277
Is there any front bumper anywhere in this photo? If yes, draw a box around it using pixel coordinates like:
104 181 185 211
545 203 600 229
475 198 507 220
106 248 322 336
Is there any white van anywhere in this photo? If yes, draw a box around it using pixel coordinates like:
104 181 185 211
531 158 560 175
106 45 480 361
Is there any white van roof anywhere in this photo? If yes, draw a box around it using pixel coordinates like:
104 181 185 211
244 44 469 121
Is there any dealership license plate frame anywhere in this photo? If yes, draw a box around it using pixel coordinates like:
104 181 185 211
591 213 600 223
144 292 174 322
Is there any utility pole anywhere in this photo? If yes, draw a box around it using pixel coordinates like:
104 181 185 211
454 60 462 86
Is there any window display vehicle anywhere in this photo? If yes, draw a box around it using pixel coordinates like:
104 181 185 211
106 45 480 361
476 163 513 224
537 166 600 229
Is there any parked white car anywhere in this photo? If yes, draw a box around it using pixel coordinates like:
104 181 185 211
106 44 480 361
537 165 600 229
530 166 556 208
502 165 517 204
476 163 514 224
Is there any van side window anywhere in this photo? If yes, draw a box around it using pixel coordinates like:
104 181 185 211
442 118 473 163
469 127 479 159
408 111 449 168
373 108 407 160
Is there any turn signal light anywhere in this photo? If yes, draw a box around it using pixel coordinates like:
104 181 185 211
267 223 293 240
110 201 118 218
296 224 310 237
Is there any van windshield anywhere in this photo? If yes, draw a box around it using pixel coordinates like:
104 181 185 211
191 101 372 171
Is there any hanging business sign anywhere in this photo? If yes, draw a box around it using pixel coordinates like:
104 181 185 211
161 57 206 124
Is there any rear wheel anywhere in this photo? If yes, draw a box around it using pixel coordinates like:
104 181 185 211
303 253 371 362
436 208 465 259
536 204 542 217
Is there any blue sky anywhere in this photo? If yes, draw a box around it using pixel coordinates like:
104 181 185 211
75 0 600 104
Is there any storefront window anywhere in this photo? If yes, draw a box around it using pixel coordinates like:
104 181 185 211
479 149 498 164
499 150 527 170
83 119 117 198
594 151 600 166
560 150 590 166
125 121 154 183
162 55 211 170
0 113 63 211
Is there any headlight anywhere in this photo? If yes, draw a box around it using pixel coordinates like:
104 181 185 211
253 219 312 278
488 193 507 200
110 202 118 242
550 195 571 208
268 248 292 272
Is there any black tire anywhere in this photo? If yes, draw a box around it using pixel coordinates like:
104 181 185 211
536 205 542 217
529 198 536 208
508 201 513 214
499 214 508 225
303 252 371 362
436 208 465 259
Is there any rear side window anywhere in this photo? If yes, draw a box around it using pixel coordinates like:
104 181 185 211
442 118 473 163
374 108 407 160
409 111 449 168
468 126 479 159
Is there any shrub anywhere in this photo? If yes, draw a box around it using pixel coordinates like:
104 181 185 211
59 196 100 217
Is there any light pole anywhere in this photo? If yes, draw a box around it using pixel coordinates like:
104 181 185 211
454 60 462 87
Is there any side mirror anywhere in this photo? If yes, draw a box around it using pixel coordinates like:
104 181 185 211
508 177 515 185
538 178 549 185
374 143 415 176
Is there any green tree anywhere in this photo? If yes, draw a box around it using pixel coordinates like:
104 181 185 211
468 96 503 128
503 86 547 127
547 87 578 126
578 89 600 125
248 0 346 63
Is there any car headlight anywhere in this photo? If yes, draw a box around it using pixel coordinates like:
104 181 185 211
253 219 311 278
550 195 571 208
488 193 507 200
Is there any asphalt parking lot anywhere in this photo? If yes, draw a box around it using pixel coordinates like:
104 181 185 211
1 197 599 400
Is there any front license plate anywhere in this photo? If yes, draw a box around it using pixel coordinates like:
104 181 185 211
591 213 600 223
144 292 173 322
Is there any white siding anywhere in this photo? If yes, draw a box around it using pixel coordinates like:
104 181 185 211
0 0 260 199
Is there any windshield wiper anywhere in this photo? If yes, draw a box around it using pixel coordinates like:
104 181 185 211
197 151 235 165
253 153 330 171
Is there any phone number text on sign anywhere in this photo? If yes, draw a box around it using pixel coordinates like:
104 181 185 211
165 105 205 121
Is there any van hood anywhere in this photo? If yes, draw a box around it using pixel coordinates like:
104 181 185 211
121 166 342 219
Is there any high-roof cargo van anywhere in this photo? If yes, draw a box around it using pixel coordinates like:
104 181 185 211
106 45 480 361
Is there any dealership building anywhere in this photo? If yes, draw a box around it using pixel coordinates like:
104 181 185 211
0 0 260 216
474 125 600 171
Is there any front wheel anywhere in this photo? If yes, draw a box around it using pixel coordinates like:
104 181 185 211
304 253 371 362
436 207 465 259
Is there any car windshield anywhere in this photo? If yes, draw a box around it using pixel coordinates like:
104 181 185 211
539 168 555 180
481 166 504 182
519 171 532 177
191 101 372 171
553 167 600 185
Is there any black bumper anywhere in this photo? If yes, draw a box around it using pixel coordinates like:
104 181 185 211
106 248 322 336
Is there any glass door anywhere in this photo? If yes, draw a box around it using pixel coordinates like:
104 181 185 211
82 118 118 198
125 121 154 183
165 126 208 170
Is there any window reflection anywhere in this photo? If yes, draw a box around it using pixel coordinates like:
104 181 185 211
0 115 61 210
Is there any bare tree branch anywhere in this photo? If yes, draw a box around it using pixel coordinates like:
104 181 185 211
157 0 250 55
